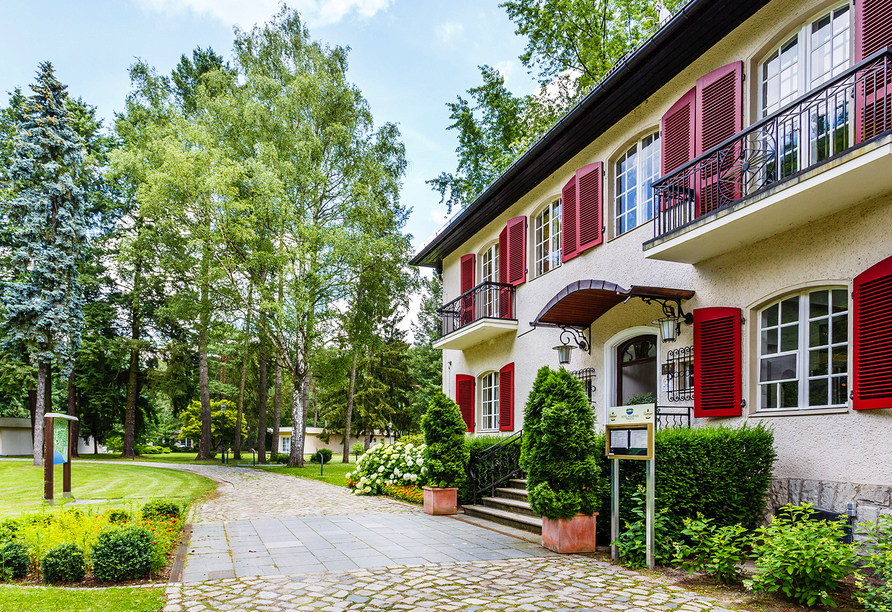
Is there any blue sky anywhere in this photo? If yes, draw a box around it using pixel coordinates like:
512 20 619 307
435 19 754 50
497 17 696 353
0 0 540 255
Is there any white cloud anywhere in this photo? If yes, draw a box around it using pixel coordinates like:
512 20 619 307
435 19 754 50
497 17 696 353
134 0 392 29
436 21 464 44
430 206 450 226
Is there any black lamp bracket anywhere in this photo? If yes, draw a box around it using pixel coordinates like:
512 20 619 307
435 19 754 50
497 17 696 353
559 325 591 355
638 296 694 325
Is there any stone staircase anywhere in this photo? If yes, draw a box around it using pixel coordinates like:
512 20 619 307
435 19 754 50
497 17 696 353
462 478 542 534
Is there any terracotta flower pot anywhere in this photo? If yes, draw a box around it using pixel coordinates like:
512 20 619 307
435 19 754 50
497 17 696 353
541 512 598 553
423 486 458 515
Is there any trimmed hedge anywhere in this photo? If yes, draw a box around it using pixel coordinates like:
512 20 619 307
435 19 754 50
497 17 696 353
310 448 333 463
41 543 86 583
141 500 183 521
595 423 776 538
0 541 29 580
422 392 470 488
92 526 154 582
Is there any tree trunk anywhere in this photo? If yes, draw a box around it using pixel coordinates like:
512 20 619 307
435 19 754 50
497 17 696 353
33 361 48 466
123 255 142 459
363 430 371 451
197 244 212 460
257 324 268 464
28 389 36 445
272 347 281 460
93 436 97 455
67 370 78 459
235 290 253 460
300 373 310 460
342 349 358 463
287 364 305 468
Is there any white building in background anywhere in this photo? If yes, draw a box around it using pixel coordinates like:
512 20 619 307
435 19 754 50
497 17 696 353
411 0 892 523
0 417 108 456
276 426 395 457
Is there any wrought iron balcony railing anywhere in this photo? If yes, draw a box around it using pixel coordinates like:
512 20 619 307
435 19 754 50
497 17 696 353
652 48 892 240
437 281 516 340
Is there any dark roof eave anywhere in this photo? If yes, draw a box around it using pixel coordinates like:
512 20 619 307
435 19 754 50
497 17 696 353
411 0 771 269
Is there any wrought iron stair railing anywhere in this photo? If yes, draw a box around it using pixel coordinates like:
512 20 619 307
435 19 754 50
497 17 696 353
651 47 892 241
437 281 516 340
467 430 523 505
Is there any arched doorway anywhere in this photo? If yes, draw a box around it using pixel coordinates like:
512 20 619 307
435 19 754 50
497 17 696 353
616 334 658 406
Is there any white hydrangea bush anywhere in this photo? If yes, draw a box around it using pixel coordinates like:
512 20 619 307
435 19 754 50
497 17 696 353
346 441 427 495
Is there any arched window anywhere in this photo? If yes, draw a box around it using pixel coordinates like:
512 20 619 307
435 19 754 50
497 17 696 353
616 335 658 405
533 199 561 276
615 132 660 235
758 287 849 410
480 372 500 431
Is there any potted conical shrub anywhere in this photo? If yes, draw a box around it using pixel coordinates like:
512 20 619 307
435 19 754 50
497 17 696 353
421 391 470 515
522 366 606 553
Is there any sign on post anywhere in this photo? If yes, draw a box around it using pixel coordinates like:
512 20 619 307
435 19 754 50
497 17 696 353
43 413 78 504
606 403 656 570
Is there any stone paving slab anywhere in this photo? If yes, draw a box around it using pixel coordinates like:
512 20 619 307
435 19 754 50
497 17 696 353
166 556 740 612
182 513 550 583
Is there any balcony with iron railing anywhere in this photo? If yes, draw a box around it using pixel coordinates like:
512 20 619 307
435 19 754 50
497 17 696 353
645 48 892 264
433 281 518 351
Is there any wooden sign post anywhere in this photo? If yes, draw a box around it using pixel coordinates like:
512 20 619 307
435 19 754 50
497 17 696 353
43 413 78 505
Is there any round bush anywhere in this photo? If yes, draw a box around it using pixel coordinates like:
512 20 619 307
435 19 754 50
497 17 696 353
41 543 86 584
348 441 426 495
92 526 154 583
141 500 182 521
106 509 131 524
0 541 29 580
421 391 470 489
309 448 333 463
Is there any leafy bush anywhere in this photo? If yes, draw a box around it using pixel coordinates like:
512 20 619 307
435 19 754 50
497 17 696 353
41 543 86 583
855 514 892 612
612 486 677 567
421 392 469 489
0 519 19 544
397 434 423 447
348 441 425 494
0 541 29 580
309 448 333 463
351 442 366 457
593 423 775 540
106 509 131 524
92 526 154 583
141 500 183 521
674 514 748 582
521 367 606 520
382 484 424 504
745 503 855 607
626 392 655 405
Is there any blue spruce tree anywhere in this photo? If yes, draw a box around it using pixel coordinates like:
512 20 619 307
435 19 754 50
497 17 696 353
1 63 86 466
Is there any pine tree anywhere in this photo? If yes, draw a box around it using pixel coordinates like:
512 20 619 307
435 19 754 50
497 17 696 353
1 63 86 466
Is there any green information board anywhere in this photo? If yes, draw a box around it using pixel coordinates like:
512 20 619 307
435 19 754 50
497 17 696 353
53 419 69 465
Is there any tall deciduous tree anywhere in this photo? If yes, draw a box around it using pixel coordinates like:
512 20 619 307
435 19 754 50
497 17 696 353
1 63 86 466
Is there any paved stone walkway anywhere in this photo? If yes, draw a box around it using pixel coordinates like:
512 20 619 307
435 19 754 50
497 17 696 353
184 513 546 582
166 556 738 612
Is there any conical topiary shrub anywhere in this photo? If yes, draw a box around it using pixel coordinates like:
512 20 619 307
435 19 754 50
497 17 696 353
421 391 470 489
521 367 606 521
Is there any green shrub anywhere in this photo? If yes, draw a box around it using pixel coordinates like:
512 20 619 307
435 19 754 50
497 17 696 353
521 367 606 520
349 441 425 493
105 509 130 524
0 519 19 544
396 434 423 447
92 526 154 583
421 392 469 489
309 448 333 463
674 514 748 582
0 541 29 580
593 423 775 540
855 515 892 612
351 442 366 457
745 503 855 607
612 486 677 567
626 392 655 405
161 447 172 454
41 543 86 583
141 500 183 521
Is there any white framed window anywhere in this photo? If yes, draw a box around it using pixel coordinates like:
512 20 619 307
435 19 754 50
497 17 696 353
615 132 660 235
480 372 499 431
282 436 291 453
758 288 849 411
481 242 499 317
534 199 561 276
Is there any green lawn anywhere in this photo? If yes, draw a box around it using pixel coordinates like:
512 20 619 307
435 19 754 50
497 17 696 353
0 461 217 517
0 585 164 611
74 452 221 465
259 454 355 487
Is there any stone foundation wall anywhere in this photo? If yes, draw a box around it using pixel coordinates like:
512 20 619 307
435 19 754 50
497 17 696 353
769 478 892 531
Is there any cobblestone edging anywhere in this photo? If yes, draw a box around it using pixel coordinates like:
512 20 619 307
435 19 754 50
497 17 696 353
770 477 892 527
165 556 739 612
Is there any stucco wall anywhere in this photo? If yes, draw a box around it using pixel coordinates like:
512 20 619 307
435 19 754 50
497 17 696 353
436 0 892 497
0 418 108 456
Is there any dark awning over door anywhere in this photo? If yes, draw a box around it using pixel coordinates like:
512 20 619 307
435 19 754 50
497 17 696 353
532 280 695 328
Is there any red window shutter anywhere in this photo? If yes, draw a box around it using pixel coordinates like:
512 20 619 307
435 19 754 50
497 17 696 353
694 307 742 417
855 0 892 143
853 255 892 410
498 227 510 318
561 175 579 263
456 374 475 432
696 62 743 216
506 216 527 286
661 87 696 176
460 254 476 325
576 162 603 253
499 362 515 431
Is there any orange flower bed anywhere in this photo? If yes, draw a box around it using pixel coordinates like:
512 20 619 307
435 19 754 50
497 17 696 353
382 484 424 505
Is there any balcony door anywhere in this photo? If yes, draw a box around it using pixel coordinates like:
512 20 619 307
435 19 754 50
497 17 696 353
759 5 852 180
616 334 658 406
481 243 499 318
